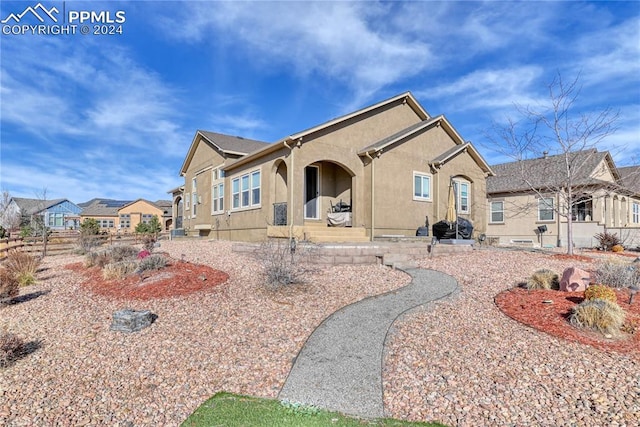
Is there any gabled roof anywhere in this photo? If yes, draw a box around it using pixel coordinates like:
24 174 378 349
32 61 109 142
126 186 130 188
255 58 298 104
180 130 269 175
358 115 494 175
224 92 430 172
11 197 67 215
154 200 173 208
430 142 494 176
618 165 640 194
487 149 616 194
80 199 132 217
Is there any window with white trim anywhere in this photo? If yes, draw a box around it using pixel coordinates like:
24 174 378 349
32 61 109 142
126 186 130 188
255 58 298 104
633 202 640 224
413 172 431 201
142 214 153 224
453 179 470 213
490 201 504 223
48 213 64 227
538 197 554 221
119 214 130 228
191 178 198 215
232 170 261 209
212 168 224 214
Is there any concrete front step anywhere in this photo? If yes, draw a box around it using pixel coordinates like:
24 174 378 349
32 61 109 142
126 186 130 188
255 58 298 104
304 227 368 243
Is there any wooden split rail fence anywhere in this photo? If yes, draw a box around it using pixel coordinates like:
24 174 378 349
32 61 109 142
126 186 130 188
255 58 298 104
0 232 167 260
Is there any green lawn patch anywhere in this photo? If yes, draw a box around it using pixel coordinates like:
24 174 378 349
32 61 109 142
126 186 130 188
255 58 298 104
182 392 448 427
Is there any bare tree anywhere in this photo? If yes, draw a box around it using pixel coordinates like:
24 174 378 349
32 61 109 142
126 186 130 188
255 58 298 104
33 188 50 257
487 72 620 255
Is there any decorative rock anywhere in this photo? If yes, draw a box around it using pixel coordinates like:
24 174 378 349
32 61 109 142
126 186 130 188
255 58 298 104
110 309 155 333
559 267 590 292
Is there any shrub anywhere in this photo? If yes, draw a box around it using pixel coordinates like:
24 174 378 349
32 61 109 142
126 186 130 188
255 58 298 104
0 267 19 301
0 332 25 368
102 260 139 280
526 269 560 290
85 245 138 267
141 234 156 253
75 233 101 255
84 249 111 268
109 245 139 262
591 260 640 289
584 284 617 303
569 299 625 335
594 231 621 251
611 244 624 253
80 218 100 235
3 250 40 286
258 239 316 287
138 254 166 272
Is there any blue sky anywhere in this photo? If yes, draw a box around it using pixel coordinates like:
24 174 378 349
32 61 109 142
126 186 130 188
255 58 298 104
1 0 639 204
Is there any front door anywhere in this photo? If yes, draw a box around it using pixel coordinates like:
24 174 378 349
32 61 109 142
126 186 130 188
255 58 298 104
304 165 319 219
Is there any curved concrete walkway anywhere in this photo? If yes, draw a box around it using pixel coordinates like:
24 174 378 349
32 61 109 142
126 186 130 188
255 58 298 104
279 268 459 418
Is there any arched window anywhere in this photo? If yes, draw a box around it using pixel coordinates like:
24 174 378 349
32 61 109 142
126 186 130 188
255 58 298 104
572 195 592 222
453 178 470 214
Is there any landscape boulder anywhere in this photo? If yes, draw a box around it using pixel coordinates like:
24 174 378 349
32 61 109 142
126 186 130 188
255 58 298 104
559 267 590 292
110 309 156 333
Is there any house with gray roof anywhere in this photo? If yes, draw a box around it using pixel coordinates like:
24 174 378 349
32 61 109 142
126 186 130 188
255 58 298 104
486 149 640 248
173 92 494 242
80 198 172 232
2 197 82 231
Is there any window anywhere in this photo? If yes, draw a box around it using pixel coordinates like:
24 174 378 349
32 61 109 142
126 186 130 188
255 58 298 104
100 219 114 228
538 197 554 221
212 168 225 181
453 179 470 213
212 183 224 213
633 202 640 224
48 213 64 227
142 214 153 224
212 168 224 214
232 170 261 209
490 201 504 223
191 178 198 216
119 214 130 228
251 171 261 205
413 172 431 201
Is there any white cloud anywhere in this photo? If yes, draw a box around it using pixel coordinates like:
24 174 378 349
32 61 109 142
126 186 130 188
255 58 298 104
415 66 545 113
159 1 433 104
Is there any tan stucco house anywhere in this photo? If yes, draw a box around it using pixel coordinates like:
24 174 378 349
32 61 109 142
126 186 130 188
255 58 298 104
486 149 640 248
80 198 172 232
173 92 494 242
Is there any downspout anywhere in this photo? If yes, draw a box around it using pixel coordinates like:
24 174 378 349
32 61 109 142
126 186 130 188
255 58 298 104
283 138 301 243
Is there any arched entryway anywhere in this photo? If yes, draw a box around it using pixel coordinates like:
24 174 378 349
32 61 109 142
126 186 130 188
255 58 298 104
173 196 183 230
304 160 354 222
272 160 288 225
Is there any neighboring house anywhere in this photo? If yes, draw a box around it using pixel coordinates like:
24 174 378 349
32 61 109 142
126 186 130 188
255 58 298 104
118 199 172 231
4 197 82 231
79 199 132 232
486 149 640 248
80 198 172 232
174 92 494 242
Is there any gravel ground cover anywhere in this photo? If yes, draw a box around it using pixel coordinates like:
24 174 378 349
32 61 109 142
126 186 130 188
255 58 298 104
384 249 640 427
0 240 409 426
2 241 639 427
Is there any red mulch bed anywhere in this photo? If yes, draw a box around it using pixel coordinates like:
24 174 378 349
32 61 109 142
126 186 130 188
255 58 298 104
496 287 639 359
65 258 229 301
